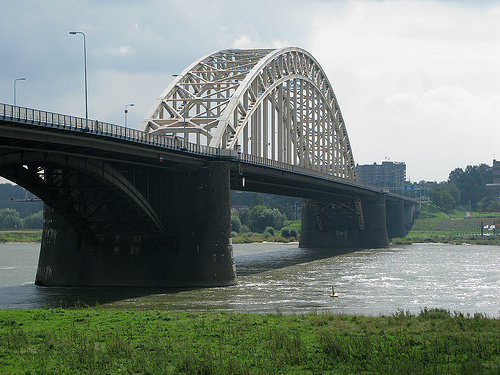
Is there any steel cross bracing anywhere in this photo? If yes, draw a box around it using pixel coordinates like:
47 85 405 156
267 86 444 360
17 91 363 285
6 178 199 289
141 47 357 180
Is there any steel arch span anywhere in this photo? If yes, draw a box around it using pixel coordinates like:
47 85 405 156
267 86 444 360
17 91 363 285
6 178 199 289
141 47 357 180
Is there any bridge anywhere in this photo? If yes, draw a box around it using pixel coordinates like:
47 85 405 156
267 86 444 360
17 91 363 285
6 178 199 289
0 48 419 287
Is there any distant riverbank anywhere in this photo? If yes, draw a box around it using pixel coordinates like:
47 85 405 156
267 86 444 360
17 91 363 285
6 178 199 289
0 230 42 243
394 234 500 246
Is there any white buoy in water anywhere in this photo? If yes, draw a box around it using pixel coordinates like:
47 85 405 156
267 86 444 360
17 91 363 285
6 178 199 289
330 286 338 297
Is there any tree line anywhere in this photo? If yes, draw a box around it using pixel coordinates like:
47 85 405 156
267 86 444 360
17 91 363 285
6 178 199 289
430 163 498 212
0 208 43 230
230 192 300 237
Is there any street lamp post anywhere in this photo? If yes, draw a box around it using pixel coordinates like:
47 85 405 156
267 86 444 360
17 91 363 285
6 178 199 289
13 77 26 107
69 31 88 128
124 103 134 128
172 74 187 149
182 100 187 149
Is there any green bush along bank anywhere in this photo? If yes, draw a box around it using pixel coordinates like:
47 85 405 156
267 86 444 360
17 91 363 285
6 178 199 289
0 308 499 374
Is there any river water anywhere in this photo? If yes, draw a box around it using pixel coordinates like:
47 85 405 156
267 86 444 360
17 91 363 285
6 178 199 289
0 242 499 317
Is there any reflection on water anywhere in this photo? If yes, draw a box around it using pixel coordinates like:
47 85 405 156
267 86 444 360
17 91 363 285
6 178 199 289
1 242 499 316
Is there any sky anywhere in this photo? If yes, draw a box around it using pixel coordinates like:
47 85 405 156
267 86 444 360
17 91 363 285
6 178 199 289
1 0 500 183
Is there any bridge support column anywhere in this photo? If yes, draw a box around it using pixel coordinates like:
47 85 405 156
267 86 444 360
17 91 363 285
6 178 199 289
299 194 389 249
35 161 236 287
404 202 420 233
361 195 390 248
386 200 406 239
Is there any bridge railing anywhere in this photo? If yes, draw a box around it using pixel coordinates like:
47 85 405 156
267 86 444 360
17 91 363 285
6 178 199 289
237 153 356 184
0 103 221 157
1 103 382 192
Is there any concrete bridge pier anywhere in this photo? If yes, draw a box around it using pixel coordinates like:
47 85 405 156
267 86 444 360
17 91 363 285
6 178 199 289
404 202 420 233
386 200 406 239
35 161 236 287
299 194 389 249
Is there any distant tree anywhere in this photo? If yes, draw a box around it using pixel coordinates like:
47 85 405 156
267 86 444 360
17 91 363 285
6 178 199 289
0 208 22 229
448 164 492 206
230 191 299 219
487 198 500 212
23 211 43 229
237 205 286 233
230 209 243 233
251 193 265 207
254 208 286 233
430 182 459 211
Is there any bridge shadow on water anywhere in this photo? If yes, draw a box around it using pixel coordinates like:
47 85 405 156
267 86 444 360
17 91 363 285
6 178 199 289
233 245 362 277
0 246 364 309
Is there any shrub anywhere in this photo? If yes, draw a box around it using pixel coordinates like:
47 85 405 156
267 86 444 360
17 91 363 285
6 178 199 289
264 226 275 236
281 228 290 237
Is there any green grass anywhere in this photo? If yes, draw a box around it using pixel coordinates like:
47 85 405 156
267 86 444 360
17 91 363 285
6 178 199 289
392 203 500 243
406 203 500 241
409 217 496 236
0 308 498 374
0 230 42 243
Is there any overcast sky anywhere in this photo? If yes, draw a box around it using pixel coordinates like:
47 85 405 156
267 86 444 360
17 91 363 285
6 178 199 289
1 0 500 182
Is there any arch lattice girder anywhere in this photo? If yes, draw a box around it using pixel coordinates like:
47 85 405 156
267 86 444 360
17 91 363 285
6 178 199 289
142 49 272 143
141 47 357 180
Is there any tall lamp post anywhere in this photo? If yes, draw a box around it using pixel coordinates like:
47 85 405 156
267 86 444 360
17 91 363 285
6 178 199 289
124 103 134 128
172 74 187 149
69 31 88 127
14 77 26 107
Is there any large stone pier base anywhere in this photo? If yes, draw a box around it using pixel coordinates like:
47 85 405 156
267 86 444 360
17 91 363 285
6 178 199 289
35 161 236 287
299 194 389 249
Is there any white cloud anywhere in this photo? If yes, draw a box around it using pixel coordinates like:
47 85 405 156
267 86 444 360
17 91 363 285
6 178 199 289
113 46 133 55
309 0 500 180
232 35 254 49
231 35 291 49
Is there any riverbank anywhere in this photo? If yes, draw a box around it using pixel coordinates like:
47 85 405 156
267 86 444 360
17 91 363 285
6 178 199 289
0 307 498 374
394 234 500 246
0 230 42 243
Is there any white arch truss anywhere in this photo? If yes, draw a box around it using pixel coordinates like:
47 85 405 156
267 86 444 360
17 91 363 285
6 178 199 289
141 47 357 180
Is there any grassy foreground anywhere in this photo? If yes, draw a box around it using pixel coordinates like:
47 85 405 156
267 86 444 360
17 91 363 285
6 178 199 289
0 308 499 374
